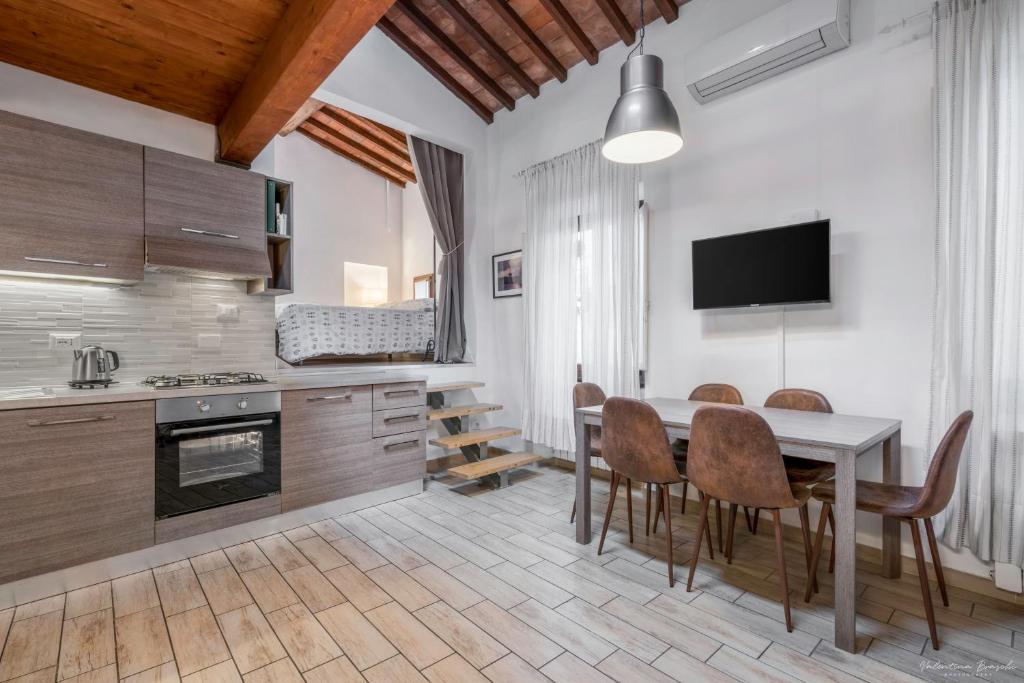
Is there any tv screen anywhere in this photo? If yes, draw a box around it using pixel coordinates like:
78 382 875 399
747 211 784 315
692 220 830 310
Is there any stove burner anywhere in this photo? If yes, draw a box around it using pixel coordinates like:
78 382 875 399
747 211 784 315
142 372 269 389
69 379 118 390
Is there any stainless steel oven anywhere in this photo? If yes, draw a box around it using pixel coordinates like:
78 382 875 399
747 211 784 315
155 392 281 519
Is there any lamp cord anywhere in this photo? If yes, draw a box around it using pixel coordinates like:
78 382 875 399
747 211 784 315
627 0 646 59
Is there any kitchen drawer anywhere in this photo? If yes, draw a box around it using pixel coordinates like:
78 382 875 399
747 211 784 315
0 110 144 283
373 405 427 437
0 401 154 583
373 382 426 411
156 494 281 545
371 431 426 488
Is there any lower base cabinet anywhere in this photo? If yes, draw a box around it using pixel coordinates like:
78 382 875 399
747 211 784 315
0 401 155 584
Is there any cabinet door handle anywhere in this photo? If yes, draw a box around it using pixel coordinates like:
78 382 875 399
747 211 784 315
307 393 352 402
28 415 115 427
384 414 420 423
384 389 420 397
25 256 108 268
180 227 240 240
384 438 420 450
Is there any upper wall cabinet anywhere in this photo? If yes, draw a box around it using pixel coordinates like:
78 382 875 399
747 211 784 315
144 147 271 280
0 110 145 283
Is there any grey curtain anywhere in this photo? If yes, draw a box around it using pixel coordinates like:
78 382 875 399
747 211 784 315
409 136 466 362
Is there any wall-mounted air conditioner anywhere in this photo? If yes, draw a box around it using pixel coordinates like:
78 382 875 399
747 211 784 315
686 0 851 104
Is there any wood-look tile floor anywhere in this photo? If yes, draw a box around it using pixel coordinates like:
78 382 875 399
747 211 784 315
2 466 1023 682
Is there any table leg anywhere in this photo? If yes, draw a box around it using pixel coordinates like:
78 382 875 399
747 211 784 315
833 448 857 652
575 410 592 544
881 430 902 578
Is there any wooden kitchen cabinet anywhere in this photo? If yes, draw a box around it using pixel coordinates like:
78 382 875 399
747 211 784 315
0 109 145 283
144 147 270 279
0 401 155 584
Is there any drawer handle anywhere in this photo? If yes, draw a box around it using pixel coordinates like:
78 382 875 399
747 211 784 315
180 227 240 240
28 415 115 427
384 438 420 449
384 414 420 423
384 389 420 397
25 256 108 268
307 393 352 402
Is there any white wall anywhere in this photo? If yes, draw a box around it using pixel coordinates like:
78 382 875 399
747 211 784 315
482 0 990 577
402 183 437 300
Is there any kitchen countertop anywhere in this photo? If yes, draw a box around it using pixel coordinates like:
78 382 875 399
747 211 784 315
0 370 429 411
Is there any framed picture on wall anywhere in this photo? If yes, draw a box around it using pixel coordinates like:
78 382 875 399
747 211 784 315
492 249 523 298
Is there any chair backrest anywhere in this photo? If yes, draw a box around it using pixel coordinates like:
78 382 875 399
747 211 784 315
686 404 799 509
689 383 743 405
573 382 606 410
764 388 833 414
600 397 681 484
912 411 974 518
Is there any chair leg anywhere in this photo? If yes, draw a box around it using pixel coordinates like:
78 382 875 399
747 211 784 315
910 518 940 649
680 480 688 514
570 498 576 524
662 485 675 587
597 472 620 555
924 518 949 607
827 507 836 574
804 502 830 603
687 494 711 591
645 483 652 536
744 506 753 533
726 503 738 564
715 499 724 553
653 485 663 535
772 509 793 632
798 504 818 594
625 478 634 544
751 508 760 535
697 492 715 560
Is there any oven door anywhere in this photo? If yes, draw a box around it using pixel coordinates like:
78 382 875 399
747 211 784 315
155 412 281 519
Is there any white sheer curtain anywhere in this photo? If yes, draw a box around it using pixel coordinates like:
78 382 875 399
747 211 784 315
929 0 1024 568
522 142 642 453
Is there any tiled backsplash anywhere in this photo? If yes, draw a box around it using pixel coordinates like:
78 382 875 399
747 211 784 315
0 273 276 387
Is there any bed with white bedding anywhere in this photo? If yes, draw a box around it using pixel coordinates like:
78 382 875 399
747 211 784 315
276 300 435 364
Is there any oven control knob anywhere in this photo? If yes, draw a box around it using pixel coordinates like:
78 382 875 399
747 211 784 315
237 397 248 410
197 400 210 413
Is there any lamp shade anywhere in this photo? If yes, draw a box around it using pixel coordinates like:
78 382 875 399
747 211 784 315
602 54 683 164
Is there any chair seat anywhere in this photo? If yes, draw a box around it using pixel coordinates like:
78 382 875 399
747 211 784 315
811 479 923 516
783 456 835 485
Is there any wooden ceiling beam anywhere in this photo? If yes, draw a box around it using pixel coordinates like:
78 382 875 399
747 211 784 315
298 122 408 186
594 0 635 45
393 0 515 111
377 16 494 123
309 110 415 180
433 0 539 98
480 0 566 83
217 0 394 164
320 107 409 158
279 98 325 136
651 0 680 24
536 0 598 65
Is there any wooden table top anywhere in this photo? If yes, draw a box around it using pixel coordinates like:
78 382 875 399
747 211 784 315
577 397 901 454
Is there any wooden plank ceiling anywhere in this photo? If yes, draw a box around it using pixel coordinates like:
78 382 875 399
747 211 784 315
284 100 416 187
377 0 686 123
0 0 392 164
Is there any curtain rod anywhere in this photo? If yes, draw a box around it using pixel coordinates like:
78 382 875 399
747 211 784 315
514 138 603 178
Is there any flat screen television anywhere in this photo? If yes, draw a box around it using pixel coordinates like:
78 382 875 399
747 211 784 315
692 219 830 310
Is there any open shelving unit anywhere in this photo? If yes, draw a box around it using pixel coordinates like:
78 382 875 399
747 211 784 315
248 176 294 296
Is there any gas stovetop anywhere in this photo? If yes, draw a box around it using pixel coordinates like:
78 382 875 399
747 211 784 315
142 372 270 389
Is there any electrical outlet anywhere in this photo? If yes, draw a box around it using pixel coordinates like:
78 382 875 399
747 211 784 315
216 303 240 322
49 332 81 350
197 333 221 350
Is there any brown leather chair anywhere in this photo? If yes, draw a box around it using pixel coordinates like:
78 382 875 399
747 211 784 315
685 404 815 631
805 411 973 650
596 397 685 585
655 383 744 552
570 382 606 524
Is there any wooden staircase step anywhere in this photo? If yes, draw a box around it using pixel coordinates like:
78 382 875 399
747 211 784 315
428 403 502 421
427 381 485 394
430 426 520 449
448 453 543 480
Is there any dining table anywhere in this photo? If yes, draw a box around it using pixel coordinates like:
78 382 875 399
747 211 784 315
574 396 903 653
